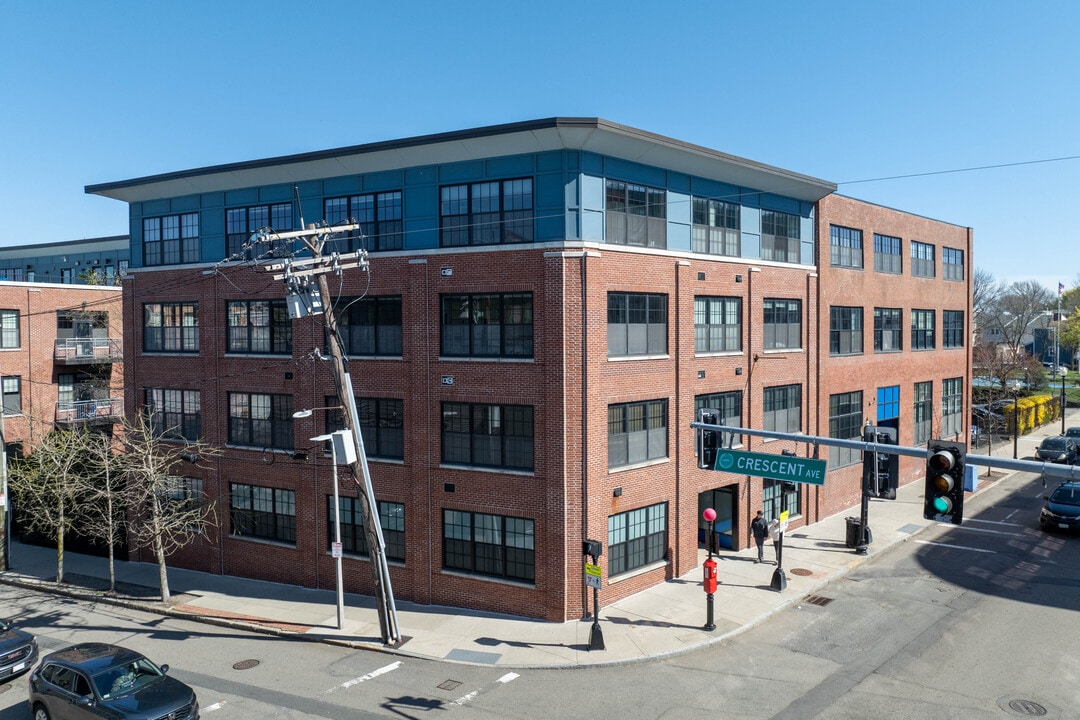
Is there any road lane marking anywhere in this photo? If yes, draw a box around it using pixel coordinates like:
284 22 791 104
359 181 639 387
203 701 225 712
450 672 520 707
915 540 997 553
938 524 1023 536
965 517 1025 527
324 661 402 693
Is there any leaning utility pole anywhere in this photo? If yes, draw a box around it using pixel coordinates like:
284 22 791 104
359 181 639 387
252 221 401 645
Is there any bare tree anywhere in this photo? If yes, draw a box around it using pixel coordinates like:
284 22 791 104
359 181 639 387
972 267 1002 335
79 431 130 593
120 412 219 604
983 280 1055 356
7 426 95 584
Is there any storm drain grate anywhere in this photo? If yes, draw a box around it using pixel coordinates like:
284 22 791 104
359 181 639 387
1008 699 1047 716
804 595 834 607
438 680 462 692
232 659 260 670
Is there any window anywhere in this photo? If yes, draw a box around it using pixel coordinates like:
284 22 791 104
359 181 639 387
1 376 21 415
608 399 668 468
911 309 935 350
143 213 199 266
694 297 741 353
143 302 198 353
227 300 291 354
230 483 295 544
228 392 294 450
829 391 863 468
763 385 801 434
763 299 801 350
878 385 900 422
441 402 534 470
873 234 902 274
943 310 964 349
441 293 533 358
874 307 902 353
692 197 739 255
440 178 533 246
443 510 534 582
830 306 863 355
763 480 800 522
605 180 667 248
608 502 667 576
911 241 935 278
328 498 405 561
913 381 932 445
166 477 206 531
338 296 402 356
145 388 201 441
324 191 403 252
830 225 863 268
326 396 403 460
761 210 800 262
942 247 964 282
942 377 963 437
226 203 293 260
0 310 18 348
695 392 742 448
608 292 667 357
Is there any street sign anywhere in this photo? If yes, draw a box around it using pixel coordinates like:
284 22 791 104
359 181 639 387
584 563 602 589
331 541 343 558
712 449 827 485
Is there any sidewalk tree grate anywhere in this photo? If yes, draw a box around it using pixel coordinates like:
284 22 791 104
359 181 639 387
232 659 260 670
804 595 834 607
438 680 462 691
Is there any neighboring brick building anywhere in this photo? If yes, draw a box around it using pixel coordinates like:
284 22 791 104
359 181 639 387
86 118 971 621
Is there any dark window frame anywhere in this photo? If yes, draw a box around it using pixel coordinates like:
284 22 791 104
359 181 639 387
605 180 667 248
328 497 405 561
873 234 902 274
608 292 668 357
763 298 802 350
440 178 534 247
442 509 535 582
324 191 403 252
226 299 292 355
943 310 964 349
0 310 19 349
691 196 740 256
145 387 201 441
608 502 668 577
911 240 936 278
143 213 199 266
326 396 404 460
230 483 296 544
914 380 933 445
694 391 743 448
873 307 903 353
226 203 293 260
911 309 935 350
694 296 741 353
608 399 668 469
829 225 864 268
1 376 21 415
227 392 294 450
761 209 801 262
829 390 863 468
830 306 864 356
763 384 802 434
337 296 403 357
942 247 964 282
143 302 199 353
441 402 534 470
440 292 534 358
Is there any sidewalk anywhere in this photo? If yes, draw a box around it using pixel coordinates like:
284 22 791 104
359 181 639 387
3 412 1074 669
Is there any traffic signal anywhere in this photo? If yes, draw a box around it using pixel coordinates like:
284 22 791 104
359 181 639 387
862 427 899 499
697 409 719 469
923 441 966 524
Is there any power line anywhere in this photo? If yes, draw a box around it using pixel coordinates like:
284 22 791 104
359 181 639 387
838 154 1080 186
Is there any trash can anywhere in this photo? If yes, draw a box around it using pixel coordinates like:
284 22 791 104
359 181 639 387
845 517 860 547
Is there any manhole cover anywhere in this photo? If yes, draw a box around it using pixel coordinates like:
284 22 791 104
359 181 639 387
232 659 260 670
1008 699 1047 716
438 680 462 691
789 568 813 576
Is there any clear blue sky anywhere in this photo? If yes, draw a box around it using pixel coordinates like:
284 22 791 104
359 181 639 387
2 0 1077 292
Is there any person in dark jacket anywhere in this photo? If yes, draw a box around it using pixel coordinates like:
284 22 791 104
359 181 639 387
750 511 769 563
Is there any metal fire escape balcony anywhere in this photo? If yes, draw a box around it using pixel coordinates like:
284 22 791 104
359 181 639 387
53 338 124 364
55 397 124 426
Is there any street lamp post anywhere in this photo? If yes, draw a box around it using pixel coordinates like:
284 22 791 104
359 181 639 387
1012 381 1022 460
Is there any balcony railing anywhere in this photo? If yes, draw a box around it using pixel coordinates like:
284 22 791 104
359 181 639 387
53 338 123 364
55 397 124 425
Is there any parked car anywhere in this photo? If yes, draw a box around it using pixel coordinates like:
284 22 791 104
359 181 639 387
0 618 37 681
1034 436 1079 464
1042 362 1068 376
1040 481 1080 532
1064 427 1080 440
29 643 199 720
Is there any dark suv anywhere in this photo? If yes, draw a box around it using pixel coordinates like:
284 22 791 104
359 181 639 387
1040 481 1080 532
1035 436 1079 464
29 643 198 720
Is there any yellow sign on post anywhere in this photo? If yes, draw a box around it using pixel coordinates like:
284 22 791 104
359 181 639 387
584 563 602 589
779 510 789 523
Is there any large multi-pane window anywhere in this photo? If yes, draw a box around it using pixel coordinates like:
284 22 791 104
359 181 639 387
694 392 742 448
762 480 800 522
226 203 293 260
692 197 739 256
605 180 667 248
1 376 21 415
830 306 863 355
440 179 533 246
763 385 801 434
441 293 533 358
874 307 902 352
911 309 935 350
166 477 206 532
942 247 964 282
337 296 402 356
608 292 667 357
943 310 964 349
443 510 535 582
608 502 667 576
227 300 291 354
328 498 405 561
913 381 933 445
143 213 199 266
873 233 902 274
441 402 534 470
145 388 201 441
228 393 294 450
878 385 900 423
830 225 863 268
763 299 801 350
829 391 863 468
911 241 936 278
326 396 403 460
608 399 668 469
143 302 198 353
230 483 295 544
324 191 403 252
0 310 18 348
761 210 800 262
694 296 741 353
942 377 963 437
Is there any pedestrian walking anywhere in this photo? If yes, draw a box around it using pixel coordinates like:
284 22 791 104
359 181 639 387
750 511 769 563
768 517 788 565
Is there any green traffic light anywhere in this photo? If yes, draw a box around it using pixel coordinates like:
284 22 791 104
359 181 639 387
932 496 952 514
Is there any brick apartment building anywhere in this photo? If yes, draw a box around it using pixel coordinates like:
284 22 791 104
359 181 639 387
86 118 971 621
